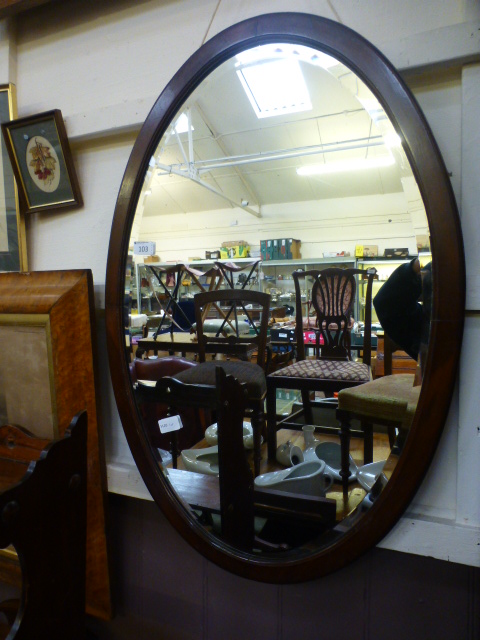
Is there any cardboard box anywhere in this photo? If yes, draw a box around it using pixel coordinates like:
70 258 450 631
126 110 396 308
303 330 324 345
219 244 250 259
416 234 430 252
205 250 221 260
355 245 378 258
144 255 160 263
322 251 351 258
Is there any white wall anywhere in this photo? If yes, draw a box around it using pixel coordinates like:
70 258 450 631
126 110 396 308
3 0 480 566
138 192 418 262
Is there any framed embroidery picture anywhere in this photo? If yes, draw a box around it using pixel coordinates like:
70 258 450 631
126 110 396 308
0 84 27 271
1 109 83 214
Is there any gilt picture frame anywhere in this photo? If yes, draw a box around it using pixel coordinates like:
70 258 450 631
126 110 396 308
1 109 83 214
0 84 27 271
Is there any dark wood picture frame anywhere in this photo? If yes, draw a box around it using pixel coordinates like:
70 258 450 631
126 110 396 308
1 109 82 214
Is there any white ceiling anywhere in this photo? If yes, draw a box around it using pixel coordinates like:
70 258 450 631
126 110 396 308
140 44 415 219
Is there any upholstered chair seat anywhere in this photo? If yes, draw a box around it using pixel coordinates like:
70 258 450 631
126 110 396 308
174 360 266 401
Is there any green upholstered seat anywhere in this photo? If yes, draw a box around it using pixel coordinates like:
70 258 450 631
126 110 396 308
337 374 419 425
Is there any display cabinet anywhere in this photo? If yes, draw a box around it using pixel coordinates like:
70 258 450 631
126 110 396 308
132 257 262 315
259 256 356 314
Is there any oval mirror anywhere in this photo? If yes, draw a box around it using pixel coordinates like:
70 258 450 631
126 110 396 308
106 13 464 581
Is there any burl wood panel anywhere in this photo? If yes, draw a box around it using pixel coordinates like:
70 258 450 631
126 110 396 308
0 270 112 620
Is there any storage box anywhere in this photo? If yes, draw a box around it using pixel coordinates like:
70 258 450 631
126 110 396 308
260 240 268 261
322 251 351 258
219 244 250 259
383 248 409 259
270 327 296 343
355 245 378 258
272 239 279 260
279 238 301 259
205 250 221 260
266 239 274 261
303 330 324 345
416 234 430 252
144 255 160 263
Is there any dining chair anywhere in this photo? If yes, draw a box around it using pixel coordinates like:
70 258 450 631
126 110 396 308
131 356 208 464
266 267 376 463
0 412 87 640
336 371 421 494
154 288 271 476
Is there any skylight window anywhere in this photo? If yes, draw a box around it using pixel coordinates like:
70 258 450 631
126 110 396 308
173 113 194 134
237 58 312 119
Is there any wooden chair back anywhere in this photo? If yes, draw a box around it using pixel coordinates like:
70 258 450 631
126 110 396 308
0 412 87 640
193 288 271 369
293 267 376 365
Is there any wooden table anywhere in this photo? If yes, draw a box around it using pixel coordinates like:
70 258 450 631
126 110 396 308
138 332 261 357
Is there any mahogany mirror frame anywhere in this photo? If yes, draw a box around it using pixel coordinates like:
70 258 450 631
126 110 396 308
105 13 465 582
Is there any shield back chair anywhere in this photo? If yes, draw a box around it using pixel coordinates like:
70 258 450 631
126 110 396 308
266 267 376 463
153 288 271 476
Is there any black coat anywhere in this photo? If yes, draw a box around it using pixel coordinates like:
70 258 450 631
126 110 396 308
373 258 431 361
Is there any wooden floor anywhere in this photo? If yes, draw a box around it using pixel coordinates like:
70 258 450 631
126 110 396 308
172 427 392 521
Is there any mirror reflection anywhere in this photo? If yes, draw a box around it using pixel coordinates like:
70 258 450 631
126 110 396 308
125 43 431 553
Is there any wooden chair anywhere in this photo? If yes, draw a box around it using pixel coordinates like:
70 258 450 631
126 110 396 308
215 368 336 551
154 288 271 476
131 356 209 464
266 267 376 462
0 412 87 639
336 371 420 494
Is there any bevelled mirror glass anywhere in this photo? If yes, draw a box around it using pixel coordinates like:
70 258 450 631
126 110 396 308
106 13 464 582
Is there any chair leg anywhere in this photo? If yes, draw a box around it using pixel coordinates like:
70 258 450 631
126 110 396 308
387 426 396 448
337 410 352 496
362 421 373 464
301 389 314 424
266 382 277 461
250 406 263 477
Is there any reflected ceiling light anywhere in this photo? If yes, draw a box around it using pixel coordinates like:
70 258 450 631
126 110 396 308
237 59 312 119
296 156 395 176
174 113 194 134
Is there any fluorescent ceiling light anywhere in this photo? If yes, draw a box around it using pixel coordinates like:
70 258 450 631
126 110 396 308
237 59 312 119
174 113 194 134
296 156 395 176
